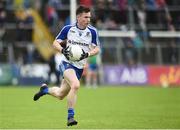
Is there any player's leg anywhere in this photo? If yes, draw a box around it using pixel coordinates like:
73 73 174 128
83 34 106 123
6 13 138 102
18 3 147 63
48 79 70 100
33 83 49 101
63 68 80 126
64 69 80 108
33 79 70 101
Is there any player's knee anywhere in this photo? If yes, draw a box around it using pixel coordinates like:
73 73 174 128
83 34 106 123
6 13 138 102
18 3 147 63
71 81 80 90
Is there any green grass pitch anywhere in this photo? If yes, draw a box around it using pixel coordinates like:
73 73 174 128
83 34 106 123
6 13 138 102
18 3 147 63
0 86 180 129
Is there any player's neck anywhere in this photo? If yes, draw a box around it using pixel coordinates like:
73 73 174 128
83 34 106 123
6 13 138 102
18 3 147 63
76 23 86 30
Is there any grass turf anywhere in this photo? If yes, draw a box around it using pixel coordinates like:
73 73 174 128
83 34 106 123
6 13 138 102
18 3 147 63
0 86 180 129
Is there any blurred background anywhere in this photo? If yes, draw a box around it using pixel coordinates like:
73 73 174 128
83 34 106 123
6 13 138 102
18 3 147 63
0 0 179 87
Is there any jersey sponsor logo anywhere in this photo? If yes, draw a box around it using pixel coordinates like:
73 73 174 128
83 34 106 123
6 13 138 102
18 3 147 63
68 40 89 47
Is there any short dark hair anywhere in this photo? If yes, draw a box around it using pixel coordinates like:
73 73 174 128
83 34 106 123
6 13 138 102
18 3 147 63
76 5 90 15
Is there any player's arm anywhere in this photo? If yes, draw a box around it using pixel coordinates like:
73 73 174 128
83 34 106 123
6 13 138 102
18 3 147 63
53 40 67 53
53 40 70 59
88 28 100 57
80 45 100 60
53 25 71 55
80 28 100 60
88 46 100 57
53 40 63 52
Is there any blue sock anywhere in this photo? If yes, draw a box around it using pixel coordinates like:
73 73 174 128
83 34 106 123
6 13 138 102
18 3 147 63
68 108 74 120
42 87 48 94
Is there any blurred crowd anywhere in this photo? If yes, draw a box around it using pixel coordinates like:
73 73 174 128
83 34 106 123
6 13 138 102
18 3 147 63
1 0 180 34
0 0 34 41
0 0 179 86
0 0 179 66
40 0 180 34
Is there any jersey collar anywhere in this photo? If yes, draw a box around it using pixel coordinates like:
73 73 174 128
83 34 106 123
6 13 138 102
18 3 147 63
76 22 87 30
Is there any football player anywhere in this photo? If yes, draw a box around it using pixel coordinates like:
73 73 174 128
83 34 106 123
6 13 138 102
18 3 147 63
33 5 100 126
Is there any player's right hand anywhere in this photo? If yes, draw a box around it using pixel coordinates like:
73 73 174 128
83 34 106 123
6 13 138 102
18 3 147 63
61 46 70 60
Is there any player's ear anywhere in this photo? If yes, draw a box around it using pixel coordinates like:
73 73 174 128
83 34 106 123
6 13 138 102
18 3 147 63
77 14 81 20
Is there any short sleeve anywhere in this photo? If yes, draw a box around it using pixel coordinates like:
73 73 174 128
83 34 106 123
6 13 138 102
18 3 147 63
56 25 72 41
88 27 100 46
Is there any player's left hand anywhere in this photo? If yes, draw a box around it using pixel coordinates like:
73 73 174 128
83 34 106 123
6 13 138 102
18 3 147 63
79 49 89 61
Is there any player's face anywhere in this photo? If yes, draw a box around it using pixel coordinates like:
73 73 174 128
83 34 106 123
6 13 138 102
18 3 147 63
77 12 91 29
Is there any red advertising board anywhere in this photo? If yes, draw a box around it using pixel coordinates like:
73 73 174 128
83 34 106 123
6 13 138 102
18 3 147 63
147 66 180 86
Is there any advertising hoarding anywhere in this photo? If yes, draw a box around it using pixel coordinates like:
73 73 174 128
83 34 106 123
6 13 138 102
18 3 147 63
103 65 180 86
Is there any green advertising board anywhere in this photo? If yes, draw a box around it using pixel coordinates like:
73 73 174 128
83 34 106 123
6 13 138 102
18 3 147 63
0 64 13 85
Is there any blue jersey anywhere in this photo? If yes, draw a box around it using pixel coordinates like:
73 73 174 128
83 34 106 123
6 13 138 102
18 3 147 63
55 23 100 69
